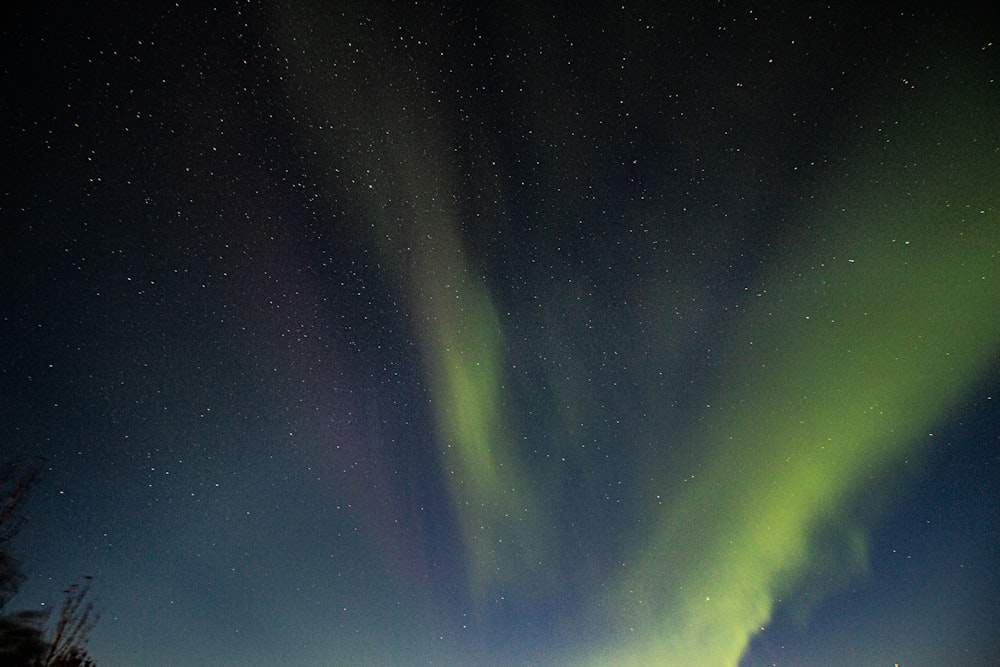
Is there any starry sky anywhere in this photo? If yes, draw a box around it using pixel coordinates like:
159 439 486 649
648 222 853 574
3 2 999 666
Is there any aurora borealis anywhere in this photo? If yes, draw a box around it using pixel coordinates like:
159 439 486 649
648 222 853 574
4 2 998 666
577 75 1000 665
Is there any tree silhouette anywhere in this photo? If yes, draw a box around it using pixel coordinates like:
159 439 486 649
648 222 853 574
0 459 99 667
0 459 47 665
36 579 98 667
0 460 42 544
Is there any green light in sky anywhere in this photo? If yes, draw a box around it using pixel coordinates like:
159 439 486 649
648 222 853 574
280 13 996 659
276 4 553 603
580 69 1000 667
333 107 550 602
409 220 550 601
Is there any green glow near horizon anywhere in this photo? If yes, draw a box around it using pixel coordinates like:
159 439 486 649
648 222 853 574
580 77 1000 666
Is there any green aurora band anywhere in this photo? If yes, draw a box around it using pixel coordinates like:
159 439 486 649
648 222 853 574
278 4 552 598
344 122 552 602
578 71 1000 665
279 7 998 660
397 177 552 601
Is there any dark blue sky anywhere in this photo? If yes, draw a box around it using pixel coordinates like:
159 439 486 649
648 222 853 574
3 2 998 665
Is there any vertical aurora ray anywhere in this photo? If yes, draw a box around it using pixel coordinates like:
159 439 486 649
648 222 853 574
401 185 551 600
275 3 549 603
581 69 1000 666
347 113 549 604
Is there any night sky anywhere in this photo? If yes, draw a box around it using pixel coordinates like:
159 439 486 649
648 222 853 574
3 2 999 666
